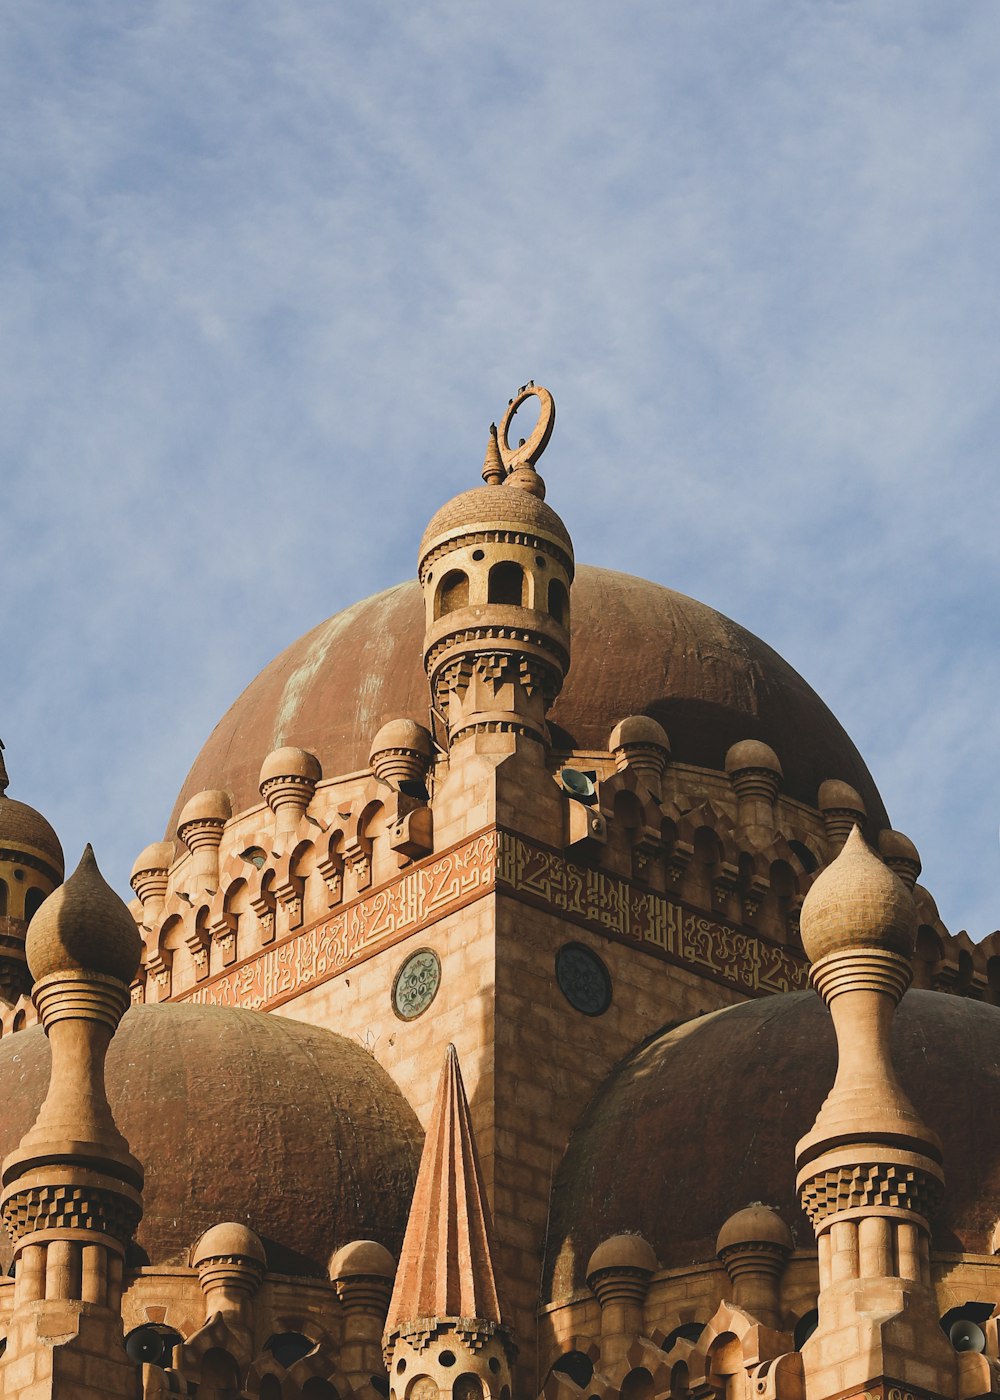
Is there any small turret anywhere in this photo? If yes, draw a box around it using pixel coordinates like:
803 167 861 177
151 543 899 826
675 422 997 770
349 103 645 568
259 746 322 836
130 840 175 924
586 1232 657 1367
331 1240 397 1388
191 1222 266 1339
877 827 922 890
610 716 671 797
369 719 434 794
725 740 782 843
716 1204 793 1329
817 778 866 853
177 788 232 887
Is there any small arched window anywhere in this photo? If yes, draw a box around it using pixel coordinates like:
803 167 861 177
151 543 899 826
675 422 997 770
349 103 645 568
550 1353 593 1388
0 879 7 916
548 578 569 627
24 887 45 921
435 570 469 618
302 1381 341 1400
265 1333 315 1369
621 1368 654 1400
488 561 525 606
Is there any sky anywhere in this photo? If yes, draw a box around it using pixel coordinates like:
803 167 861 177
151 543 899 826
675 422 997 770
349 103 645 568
2 2 998 937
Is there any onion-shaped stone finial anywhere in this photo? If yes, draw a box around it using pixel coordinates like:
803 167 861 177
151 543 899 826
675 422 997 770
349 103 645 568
26 844 142 986
800 826 917 966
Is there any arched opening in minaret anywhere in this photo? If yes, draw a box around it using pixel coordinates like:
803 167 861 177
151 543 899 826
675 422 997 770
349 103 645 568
0 880 6 916
548 577 569 626
23 886 44 920
488 561 525 606
199 1346 241 1394
436 570 469 617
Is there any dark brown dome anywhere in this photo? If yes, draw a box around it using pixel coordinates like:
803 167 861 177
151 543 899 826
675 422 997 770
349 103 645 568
545 989 1000 1299
0 1003 421 1276
167 565 887 837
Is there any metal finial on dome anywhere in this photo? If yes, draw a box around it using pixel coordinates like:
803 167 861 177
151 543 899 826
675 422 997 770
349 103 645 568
0 737 8 795
496 383 555 499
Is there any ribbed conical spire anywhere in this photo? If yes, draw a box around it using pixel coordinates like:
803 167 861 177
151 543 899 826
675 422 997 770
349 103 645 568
481 422 506 485
385 1044 504 1334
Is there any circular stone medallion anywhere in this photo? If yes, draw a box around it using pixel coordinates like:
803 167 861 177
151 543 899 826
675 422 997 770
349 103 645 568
393 948 442 1021
556 942 612 1016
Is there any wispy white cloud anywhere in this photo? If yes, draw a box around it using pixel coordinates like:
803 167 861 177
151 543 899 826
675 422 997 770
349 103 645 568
2 1 997 934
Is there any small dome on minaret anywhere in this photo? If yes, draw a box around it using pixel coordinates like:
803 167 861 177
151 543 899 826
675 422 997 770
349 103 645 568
0 742 65 998
0 742 64 881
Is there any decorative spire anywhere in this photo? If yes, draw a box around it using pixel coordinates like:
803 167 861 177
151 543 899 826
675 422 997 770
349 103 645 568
383 1046 513 1400
385 1044 504 1332
0 736 8 794
481 422 506 485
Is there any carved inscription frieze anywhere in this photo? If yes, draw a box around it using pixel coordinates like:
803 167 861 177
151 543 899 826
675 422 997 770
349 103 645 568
170 827 806 1013
178 832 498 1012
496 833 808 996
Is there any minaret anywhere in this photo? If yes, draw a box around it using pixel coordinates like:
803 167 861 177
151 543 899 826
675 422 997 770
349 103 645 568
794 827 956 1397
0 742 64 1009
418 385 573 768
383 1045 514 1400
0 845 144 1399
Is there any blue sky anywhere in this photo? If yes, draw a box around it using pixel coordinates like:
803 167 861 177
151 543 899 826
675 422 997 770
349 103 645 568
2 2 997 936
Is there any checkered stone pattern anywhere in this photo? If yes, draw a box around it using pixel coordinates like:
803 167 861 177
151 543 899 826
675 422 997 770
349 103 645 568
1 1182 140 1246
800 1162 942 1228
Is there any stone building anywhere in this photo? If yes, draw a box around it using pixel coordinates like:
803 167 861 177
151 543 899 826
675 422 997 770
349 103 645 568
0 384 998 1399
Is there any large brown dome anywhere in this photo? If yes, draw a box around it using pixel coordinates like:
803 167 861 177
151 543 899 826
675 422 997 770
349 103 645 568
545 989 1000 1299
167 565 886 836
0 1003 421 1277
